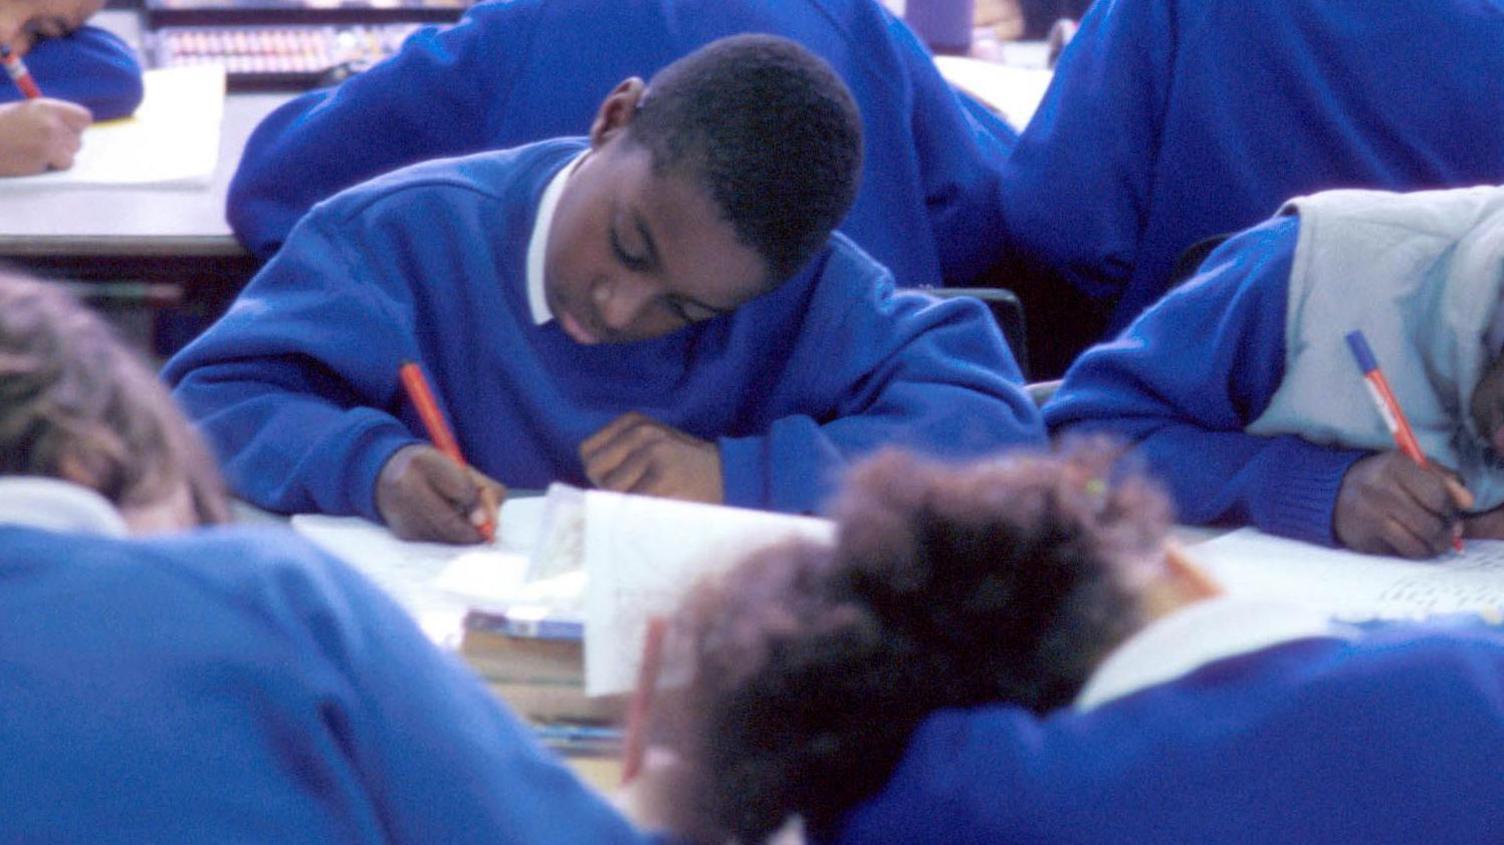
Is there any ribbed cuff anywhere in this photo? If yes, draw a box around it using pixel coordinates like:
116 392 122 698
1251 438 1368 547
716 435 766 509
347 429 421 523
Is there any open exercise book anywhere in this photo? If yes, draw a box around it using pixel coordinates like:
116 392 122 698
1195 528 1504 622
291 485 833 697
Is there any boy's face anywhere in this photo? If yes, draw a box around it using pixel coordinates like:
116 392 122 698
543 80 772 345
0 0 104 53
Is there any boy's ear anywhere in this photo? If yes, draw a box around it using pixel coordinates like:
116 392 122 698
590 77 647 149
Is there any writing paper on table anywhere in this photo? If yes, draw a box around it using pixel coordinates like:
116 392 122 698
290 495 546 644
1194 527 1504 621
0 65 225 190
579 490 835 696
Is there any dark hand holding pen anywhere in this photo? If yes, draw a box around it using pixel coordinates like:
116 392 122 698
1334 452 1473 559
375 443 506 543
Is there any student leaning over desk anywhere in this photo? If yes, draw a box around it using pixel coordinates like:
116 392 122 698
223 0 1017 295
999 0 1504 376
1046 185 1504 559
0 273 650 843
0 0 143 176
636 445 1504 843
167 36 1042 544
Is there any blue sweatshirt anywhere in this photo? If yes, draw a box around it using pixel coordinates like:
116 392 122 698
831 623 1504 844
4 26 144 120
169 139 1041 519
225 0 1017 291
1003 0 1504 342
0 522 647 843
1044 217 1368 546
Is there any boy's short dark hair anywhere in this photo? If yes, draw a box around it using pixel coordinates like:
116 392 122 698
628 34 863 282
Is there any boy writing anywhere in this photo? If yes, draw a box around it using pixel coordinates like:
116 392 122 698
1046 185 1504 558
167 35 1041 543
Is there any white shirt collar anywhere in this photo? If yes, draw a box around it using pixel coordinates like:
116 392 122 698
1074 595 1350 711
0 477 129 537
526 151 588 326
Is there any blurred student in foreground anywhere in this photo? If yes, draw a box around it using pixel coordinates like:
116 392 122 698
0 0 142 175
650 445 1504 843
168 35 1040 543
0 272 646 842
1047 185 1504 558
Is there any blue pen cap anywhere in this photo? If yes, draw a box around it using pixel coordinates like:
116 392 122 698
1345 330 1379 375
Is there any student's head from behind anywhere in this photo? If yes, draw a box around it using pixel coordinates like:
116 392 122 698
546 34 863 344
0 0 105 54
663 444 1205 842
0 272 229 532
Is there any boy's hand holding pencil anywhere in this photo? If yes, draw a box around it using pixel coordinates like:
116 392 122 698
377 361 504 544
375 443 506 543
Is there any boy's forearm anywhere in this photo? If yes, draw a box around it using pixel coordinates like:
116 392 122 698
18 27 144 120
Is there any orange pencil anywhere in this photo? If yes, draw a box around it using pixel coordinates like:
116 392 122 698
621 615 669 785
0 45 42 100
397 361 496 542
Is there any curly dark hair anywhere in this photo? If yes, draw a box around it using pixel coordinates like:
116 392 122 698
0 271 229 525
627 34 863 283
666 443 1170 842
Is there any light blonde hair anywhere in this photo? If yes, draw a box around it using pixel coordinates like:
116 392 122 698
0 271 229 524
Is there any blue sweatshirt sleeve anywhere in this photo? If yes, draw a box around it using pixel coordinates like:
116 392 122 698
998 0 1187 304
163 213 423 520
227 2 537 259
886 14 1015 286
719 277 1044 514
1043 217 1367 545
10 27 145 120
243 529 651 844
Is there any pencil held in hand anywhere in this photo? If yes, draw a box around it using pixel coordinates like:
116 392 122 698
398 361 497 542
0 45 42 99
1344 330 1467 552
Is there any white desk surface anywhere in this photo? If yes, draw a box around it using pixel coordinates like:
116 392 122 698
0 92 288 256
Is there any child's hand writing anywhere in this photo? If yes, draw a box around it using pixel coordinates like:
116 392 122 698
375 443 506 543
1334 451 1473 558
0 99 89 176
580 412 723 503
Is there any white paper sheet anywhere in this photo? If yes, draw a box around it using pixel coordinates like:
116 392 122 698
0 65 225 190
1194 527 1504 622
581 491 835 696
934 55 1053 130
290 495 546 644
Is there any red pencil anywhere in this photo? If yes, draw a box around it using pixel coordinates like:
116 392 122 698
397 361 496 542
621 615 670 785
1 45 42 100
